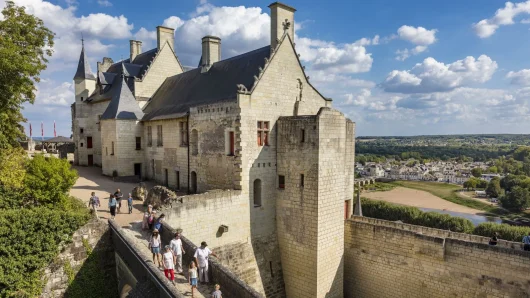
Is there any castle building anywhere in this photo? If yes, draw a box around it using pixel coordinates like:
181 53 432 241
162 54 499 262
71 2 355 297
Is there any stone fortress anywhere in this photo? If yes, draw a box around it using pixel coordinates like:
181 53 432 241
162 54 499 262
71 2 530 298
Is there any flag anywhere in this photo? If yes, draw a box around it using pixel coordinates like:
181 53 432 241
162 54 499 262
41 122 43 141
54 121 56 137
29 123 32 137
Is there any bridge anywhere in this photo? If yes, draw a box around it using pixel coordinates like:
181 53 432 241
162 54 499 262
109 220 262 298
355 177 376 186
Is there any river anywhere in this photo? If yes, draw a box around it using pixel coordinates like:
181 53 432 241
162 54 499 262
419 207 503 226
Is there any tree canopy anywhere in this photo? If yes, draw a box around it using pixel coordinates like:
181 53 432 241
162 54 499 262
0 1 54 149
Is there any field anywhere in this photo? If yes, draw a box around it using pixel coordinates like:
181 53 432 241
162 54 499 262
389 181 507 215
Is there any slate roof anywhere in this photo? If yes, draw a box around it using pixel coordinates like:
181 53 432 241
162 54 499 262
100 74 144 120
142 46 270 121
73 46 96 80
106 48 158 80
98 72 116 85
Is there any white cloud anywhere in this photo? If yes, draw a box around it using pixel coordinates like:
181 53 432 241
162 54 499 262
473 0 530 38
35 81 74 106
344 89 371 106
163 16 185 30
76 14 132 39
507 69 530 86
97 0 112 7
395 25 436 61
381 55 498 93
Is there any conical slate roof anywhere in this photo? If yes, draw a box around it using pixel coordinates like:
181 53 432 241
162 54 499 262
73 45 96 80
100 73 144 120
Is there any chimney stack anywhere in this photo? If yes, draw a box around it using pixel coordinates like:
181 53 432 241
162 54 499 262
157 26 175 51
129 40 142 62
269 2 296 49
97 57 114 73
200 36 221 73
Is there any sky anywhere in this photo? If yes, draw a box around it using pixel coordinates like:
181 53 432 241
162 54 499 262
3 0 530 136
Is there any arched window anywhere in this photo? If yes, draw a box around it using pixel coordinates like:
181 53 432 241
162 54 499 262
190 171 197 194
191 129 199 155
253 179 262 207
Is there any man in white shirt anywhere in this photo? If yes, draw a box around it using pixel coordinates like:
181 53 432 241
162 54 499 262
169 233 186 274
193 241 217 283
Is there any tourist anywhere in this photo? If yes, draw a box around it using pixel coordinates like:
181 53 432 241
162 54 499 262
108 194 117 220
211 284 222 298
127 193 133 214
188 261 198 298
142 205 153 230
114 188 123 213
149 229 162 267
162 245 176 284
148 211 156 230
170 233 186 274
88 192 100 218
194 241 217 283
523 232 530 251
154 213 165 232
489 232 499 246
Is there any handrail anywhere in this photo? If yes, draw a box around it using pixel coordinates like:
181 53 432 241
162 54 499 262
108 220 182 298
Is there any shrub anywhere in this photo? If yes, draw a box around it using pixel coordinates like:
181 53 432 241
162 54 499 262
474 222 530 242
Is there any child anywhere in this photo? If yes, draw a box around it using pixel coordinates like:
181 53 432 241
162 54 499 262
142 205 153 230
211 284 222 298
162 245 175 284
127 193 133 214
189 261 198 298
108 194 117 219
154 213 165 232
148 211 156 230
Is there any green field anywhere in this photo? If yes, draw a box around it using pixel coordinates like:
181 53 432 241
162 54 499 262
389 181 507 216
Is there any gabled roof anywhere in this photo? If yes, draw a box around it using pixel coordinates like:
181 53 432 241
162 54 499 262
98 72 116 85
142 46 270 121
106 48 158 80
73 45 96 80
100 74 144 120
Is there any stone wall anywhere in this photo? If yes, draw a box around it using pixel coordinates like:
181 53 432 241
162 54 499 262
344 217 530 298
41 219 115 298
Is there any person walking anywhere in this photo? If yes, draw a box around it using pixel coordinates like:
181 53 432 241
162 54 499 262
148 211 156 230
211 284 222 298
523 232 530 251
149 229 162 267
127 193 133 214
162 245 176 284
108 194 117 220
88 192 100 218
188 261 198 298
154 213 165 232
194 241 217 283
114 189 123 213
142 205 153 230
170 233 186 274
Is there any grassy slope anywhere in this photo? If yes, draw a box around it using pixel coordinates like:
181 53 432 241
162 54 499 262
389 181 507 216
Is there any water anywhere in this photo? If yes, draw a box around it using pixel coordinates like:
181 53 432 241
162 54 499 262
419 207 503 226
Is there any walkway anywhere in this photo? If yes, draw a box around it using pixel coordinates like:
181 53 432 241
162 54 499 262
121 222 214 297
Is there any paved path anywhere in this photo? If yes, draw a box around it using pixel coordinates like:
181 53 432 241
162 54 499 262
69 166 155 227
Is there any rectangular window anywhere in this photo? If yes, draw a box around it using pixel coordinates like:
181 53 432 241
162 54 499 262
157 125 163 147
229 131 235 156
301 129 305 143
105 147 108 155
97 115 102 131
87 137 93 149
278 175 285 189
176 171 180 190
80 128 84 134
147 126 152 147
111 142 114 155
136 137 141 150
257 121 270 146
300 174 304 187
180 122 188 146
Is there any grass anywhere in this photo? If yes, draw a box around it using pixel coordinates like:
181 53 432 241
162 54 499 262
389 180 508 216
362 182 397 192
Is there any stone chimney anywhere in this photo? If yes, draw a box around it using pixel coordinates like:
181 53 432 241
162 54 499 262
97 57 114 73
200 35 221 73
269 2 296 49
157 26 175 51
129 40 142 62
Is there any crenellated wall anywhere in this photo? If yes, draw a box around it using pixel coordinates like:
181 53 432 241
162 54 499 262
344 216 530 298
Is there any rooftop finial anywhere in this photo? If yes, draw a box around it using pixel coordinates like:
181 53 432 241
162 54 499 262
81 33 84 47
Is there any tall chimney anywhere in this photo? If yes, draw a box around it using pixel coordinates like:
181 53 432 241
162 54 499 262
269 2 296 49
129 40 142 62
97 57 114 73
200 36 221 73
157 26 175 51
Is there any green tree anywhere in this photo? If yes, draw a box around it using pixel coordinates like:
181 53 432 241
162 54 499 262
485 177 501 198
500 186 530 211
464 178 477 190
486 166 498 173
0 147 26 189
471 168 483 178
0 1 54 149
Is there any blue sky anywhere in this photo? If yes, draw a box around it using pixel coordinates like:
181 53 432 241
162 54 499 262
4 0 530 136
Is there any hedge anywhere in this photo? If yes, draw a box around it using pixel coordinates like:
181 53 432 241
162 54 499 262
361 198 530 242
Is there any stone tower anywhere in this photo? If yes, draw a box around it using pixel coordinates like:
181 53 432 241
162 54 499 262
72 40 96 165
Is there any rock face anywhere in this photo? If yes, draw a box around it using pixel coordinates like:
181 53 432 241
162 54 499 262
132 183 148 201
144 186 177 208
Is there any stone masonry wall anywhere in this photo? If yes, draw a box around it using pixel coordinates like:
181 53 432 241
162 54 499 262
344 217 530 298
41 219 115 298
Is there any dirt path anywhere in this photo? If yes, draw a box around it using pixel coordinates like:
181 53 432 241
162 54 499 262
363 187 483 214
